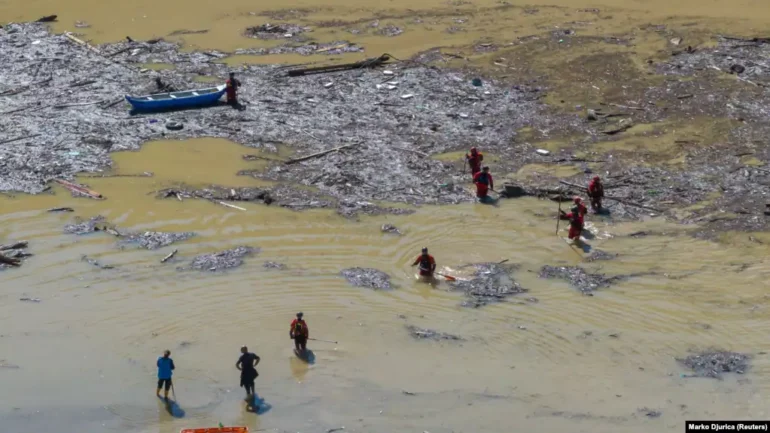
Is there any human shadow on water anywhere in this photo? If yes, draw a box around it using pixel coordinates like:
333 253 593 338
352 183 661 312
157 395 186 418
294 349 316 365
245 392 272 415
417 275 441 289
477 195 499 206
574 241 592 254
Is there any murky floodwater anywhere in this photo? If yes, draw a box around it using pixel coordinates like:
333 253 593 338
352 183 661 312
3 0 770 431
2 138 770 433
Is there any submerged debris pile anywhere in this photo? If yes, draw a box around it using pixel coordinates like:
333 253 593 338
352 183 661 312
337 199 414 219
0 241 32 269
63 216 107 235
406 325 463 341
539 265 629 295
381 224 402 235
637 408 662 418
341 267 392 290
182 246 258 272
0 360 20 369
585 250 617 262
157 186 274 205
156 184 410 218
678 350 750 379
81 254 116 270
448 262 526 307
244 23 310 40
377 25 404 37
233 41 363 56
118 231 196 250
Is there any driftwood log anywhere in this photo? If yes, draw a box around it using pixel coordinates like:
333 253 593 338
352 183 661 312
0 241 28 251
284 143 356 165
0 253 21 267
287 55 391 77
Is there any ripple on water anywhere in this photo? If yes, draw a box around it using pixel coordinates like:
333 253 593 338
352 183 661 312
5 178 770 432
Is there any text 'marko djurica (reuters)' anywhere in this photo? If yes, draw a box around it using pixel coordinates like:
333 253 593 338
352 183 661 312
686 421 770 432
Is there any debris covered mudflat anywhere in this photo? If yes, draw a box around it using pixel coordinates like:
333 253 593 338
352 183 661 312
3 22 770 232
0 22 553 217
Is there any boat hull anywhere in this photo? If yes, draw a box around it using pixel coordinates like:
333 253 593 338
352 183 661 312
126 85 226 112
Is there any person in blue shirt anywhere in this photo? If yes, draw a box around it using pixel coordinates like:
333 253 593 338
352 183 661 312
156 350 175 400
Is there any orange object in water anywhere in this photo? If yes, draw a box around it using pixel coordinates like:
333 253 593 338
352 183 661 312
180 428 248 433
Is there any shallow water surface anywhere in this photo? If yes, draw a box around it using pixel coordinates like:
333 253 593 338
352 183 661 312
1 137 770 433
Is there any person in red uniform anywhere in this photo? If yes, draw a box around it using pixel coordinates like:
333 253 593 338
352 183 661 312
290 312 309 353
573 196 588 216
473 166 494 200
226 72 241 106
465 147 484 176
587 176 604 212
560 205 585 242
411 247 436 278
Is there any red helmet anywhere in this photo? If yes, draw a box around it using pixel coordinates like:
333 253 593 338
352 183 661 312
470 147 478 154
593 176 600 181
573 196 582 203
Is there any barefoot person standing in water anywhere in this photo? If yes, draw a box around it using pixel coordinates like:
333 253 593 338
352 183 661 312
236 346 260 399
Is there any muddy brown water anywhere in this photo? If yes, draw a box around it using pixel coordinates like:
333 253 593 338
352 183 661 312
2 138 770 433
3 1 770 431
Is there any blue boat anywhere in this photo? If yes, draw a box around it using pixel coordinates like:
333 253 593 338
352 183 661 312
125 84 227 112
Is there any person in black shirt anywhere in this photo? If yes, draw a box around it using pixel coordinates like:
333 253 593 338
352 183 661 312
236 345 260 398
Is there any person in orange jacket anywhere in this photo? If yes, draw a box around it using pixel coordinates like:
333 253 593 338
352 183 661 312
290 312 309 352
412 247 436 278
573 196 588 216
473 166 494 201
466 147 484 176
559 205 585 242
587 176 604 212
